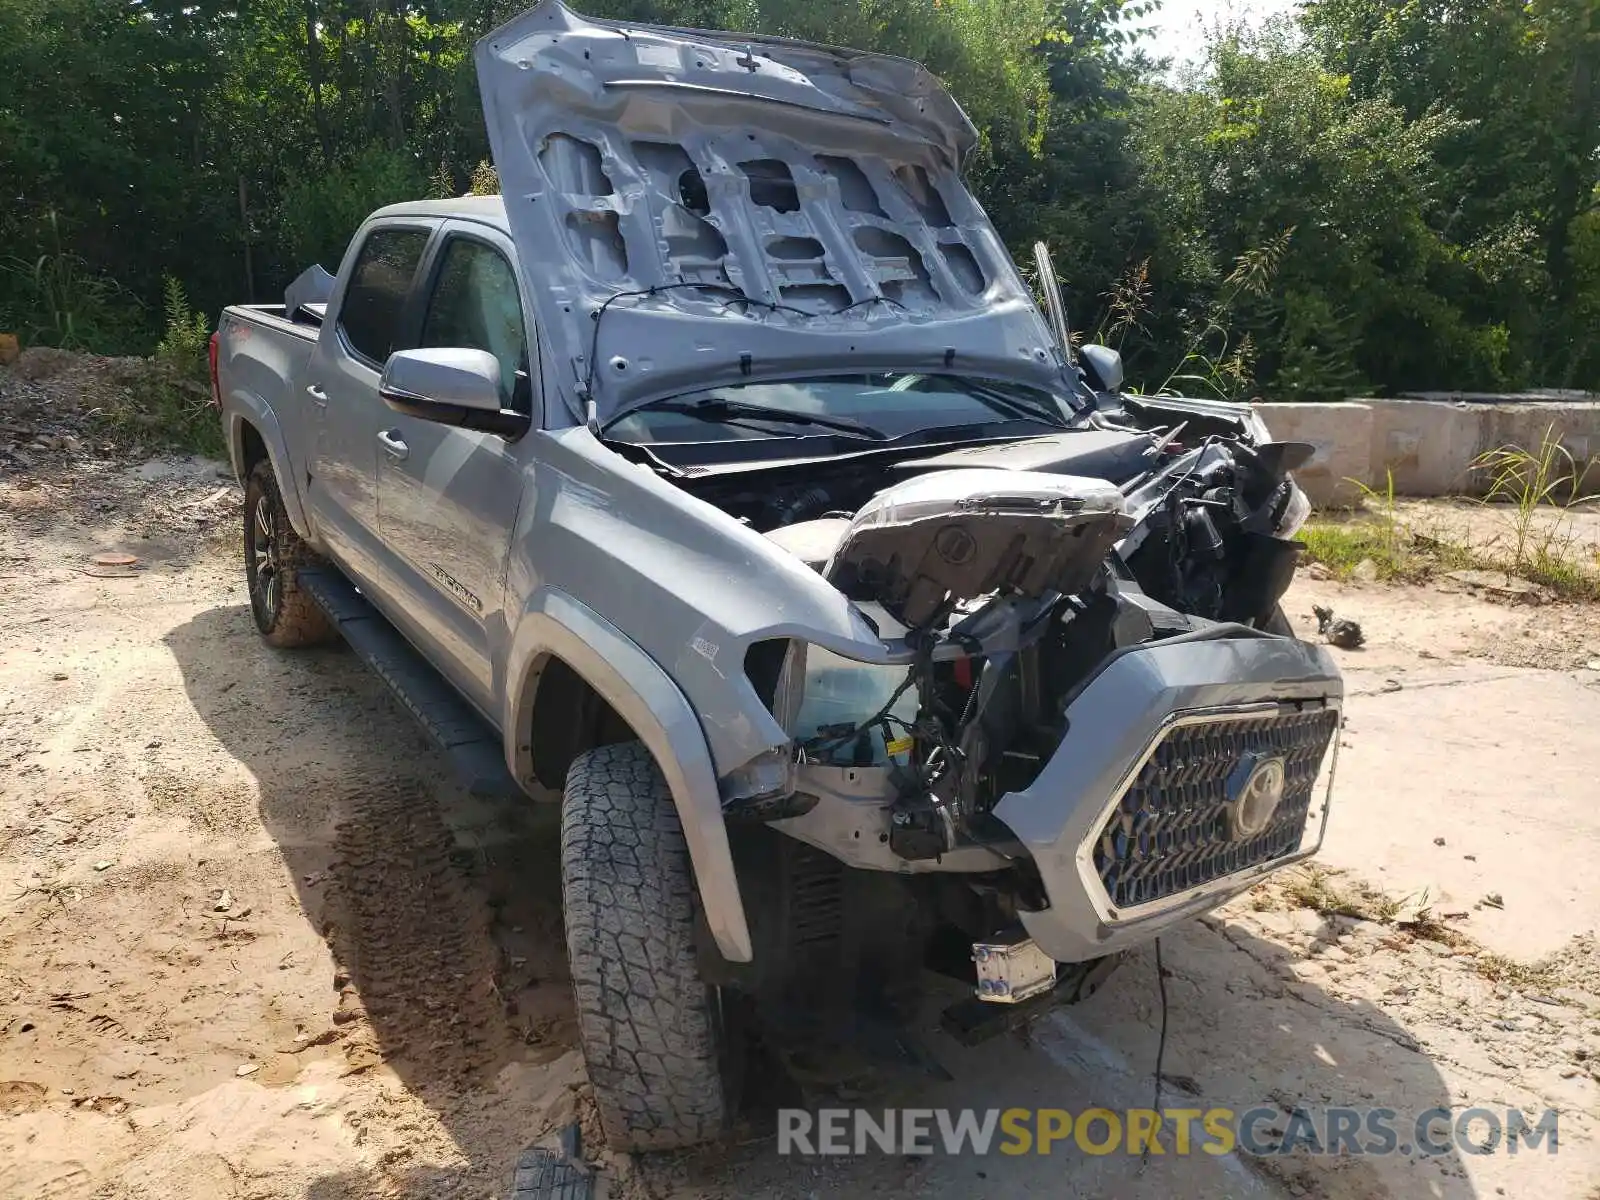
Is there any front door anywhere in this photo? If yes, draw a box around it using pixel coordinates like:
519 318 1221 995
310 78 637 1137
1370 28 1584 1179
376 222 532 713
304 223 434 590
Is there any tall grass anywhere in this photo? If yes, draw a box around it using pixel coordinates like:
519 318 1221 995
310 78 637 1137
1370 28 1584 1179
90 276 225 457
1472 423 1597 580
0 255 146 355
1297 446 1600 599
0 209 147 353
1156 228 1294 403
1084 228 1293 404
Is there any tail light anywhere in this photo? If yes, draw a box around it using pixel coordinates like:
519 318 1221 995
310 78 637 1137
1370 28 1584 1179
207 330 222 409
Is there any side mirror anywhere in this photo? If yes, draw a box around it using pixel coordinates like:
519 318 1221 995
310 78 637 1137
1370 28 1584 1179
1079 343 1125 394
379 348 530 438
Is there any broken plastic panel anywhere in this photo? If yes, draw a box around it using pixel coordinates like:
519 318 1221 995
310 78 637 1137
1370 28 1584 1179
825 469 1132 629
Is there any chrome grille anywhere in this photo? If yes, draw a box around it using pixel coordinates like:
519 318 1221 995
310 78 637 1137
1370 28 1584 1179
1093 706 1339 910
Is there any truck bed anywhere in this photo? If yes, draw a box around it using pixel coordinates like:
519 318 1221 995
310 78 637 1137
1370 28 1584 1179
215 299 324 476
223 302 323 341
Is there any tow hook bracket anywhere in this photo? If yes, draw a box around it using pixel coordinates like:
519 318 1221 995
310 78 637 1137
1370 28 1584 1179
972 931 1057 1004
941 952 1126 1047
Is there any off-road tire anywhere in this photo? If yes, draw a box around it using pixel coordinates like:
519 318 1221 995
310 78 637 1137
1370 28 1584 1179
243 459 334 648
562 742 727 1152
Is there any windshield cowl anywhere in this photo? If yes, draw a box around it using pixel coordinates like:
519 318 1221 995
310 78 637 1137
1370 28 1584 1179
603 372 1080 449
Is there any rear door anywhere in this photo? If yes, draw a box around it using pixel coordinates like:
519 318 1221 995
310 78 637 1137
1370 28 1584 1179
375 220 533 713
304 221 435 590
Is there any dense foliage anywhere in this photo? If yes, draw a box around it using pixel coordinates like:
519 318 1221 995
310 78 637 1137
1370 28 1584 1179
1 0 1595 399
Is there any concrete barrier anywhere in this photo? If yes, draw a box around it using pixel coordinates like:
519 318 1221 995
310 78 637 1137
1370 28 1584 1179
1252 395 1600 503
1362 399 1487 497
1482 404 1600 495
1252 402 1372 506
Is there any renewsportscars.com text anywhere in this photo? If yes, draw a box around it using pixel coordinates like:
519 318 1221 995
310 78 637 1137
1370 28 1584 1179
777 1106 1561 1158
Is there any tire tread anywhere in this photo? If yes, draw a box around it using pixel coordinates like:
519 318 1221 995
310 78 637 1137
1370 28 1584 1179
562 742 725 1151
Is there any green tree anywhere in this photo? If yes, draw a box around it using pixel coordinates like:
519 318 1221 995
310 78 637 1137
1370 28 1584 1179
0 0 1592 398
1304 0 1600 385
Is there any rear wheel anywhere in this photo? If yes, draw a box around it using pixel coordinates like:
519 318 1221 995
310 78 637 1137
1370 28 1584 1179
561 742 728 1151
243 459 333 648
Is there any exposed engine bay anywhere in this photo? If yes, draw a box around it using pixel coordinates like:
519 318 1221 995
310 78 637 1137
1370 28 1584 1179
653 394 1315 872
607 387 1334 1064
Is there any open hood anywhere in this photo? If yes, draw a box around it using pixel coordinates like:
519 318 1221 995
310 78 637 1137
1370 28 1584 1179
475 1 1067 425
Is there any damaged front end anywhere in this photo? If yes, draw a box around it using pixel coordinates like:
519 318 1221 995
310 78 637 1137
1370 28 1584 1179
786 467 1133 865
724 424 1340 971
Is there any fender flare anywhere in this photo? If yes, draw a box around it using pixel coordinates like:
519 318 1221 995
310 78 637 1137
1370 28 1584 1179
226 398 312 540
503 589 753 963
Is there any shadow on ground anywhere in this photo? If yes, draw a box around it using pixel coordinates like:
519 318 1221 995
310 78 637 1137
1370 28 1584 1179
167 604 1480 1200
166 603 583 1200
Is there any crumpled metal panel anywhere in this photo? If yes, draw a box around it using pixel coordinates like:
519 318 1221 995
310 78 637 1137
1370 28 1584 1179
475 1 1065 426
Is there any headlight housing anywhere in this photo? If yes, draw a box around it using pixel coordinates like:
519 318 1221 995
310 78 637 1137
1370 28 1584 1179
1275 480 1312 541
770 639 808 733
751 638 918 768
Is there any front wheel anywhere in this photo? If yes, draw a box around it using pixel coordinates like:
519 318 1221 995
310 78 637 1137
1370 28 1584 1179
562 742 729 1151
243 460 333 648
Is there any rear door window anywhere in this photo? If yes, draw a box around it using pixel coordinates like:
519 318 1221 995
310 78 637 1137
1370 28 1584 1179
418 238 530 411
338 228 431 365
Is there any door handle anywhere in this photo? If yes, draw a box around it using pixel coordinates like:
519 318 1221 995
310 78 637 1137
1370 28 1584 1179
377 430 409 461
305 384 328 405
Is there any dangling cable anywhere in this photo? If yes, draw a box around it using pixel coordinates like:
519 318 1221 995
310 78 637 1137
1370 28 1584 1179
1142 937 1169 1170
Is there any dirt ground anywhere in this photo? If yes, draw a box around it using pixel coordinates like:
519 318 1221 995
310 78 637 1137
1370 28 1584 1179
1391 497 1600 577
2 436 1598 1199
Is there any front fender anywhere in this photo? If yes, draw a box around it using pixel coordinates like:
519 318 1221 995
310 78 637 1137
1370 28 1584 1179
226 398 312 540
506 428 889 781
503 588 753 963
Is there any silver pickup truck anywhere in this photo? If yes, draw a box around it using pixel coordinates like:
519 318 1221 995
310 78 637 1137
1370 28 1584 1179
213 0 1341 1153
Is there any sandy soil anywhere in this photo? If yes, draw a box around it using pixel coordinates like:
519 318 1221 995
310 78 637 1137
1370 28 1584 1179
2 439 1598 1199
1287 566 1600 673
1 453 589 1199
1392 497 1600 576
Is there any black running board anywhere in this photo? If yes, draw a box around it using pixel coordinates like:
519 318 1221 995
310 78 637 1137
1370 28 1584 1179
299 568 523 799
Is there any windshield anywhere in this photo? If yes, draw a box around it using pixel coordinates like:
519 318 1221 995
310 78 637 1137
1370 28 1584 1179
604 373 1077 445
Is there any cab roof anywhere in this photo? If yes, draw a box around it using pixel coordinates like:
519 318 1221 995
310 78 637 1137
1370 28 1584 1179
369 195 511 230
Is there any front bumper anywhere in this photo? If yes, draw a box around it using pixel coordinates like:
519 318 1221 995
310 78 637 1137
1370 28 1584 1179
993 628 1342 963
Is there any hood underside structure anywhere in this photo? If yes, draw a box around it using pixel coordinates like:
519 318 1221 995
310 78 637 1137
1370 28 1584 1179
475 1 1066 424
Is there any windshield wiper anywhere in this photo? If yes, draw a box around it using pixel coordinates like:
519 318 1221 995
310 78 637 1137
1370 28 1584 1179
614 396 887 440
960 381 1075 429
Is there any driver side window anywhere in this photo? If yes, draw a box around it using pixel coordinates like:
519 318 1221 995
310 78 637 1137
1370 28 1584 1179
419 238 530 413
